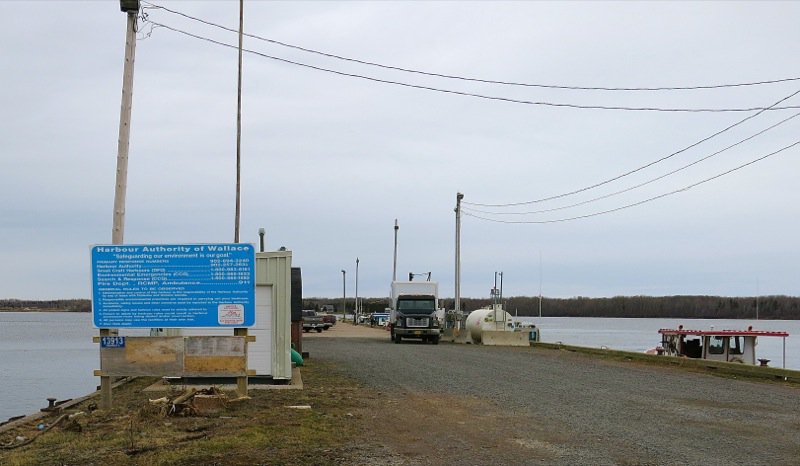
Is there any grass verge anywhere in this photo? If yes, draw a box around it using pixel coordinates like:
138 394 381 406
0 359 370 466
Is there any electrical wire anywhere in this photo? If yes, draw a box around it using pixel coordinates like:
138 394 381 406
142 2 800 92
462 110 800 215
462 140 800 224
143 18 800 114
463 88 800 208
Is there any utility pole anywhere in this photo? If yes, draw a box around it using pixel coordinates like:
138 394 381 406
499 271 504 302
392 219 399 282
234 0 244 243
341 270 346 322
454 192 463 313
112 2 138 246
538 251 543 318
232 0 247 398
105 0 140 410
355 258 359 325
499 271 505 328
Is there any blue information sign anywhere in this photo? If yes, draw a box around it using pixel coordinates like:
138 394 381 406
91 244 255 328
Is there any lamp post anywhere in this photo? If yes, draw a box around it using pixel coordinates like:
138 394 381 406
258 228 265 252
341 269 346 323
355 258 359 325
454 193 463 314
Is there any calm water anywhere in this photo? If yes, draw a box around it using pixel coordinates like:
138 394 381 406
0 312 146 422
518 316 800 370
1 312 798 421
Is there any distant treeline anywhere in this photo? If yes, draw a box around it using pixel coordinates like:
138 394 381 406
0 299 90 312
3 295 798 319
305 295 800 320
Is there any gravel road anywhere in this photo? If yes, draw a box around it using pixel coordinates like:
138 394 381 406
305 326 800 465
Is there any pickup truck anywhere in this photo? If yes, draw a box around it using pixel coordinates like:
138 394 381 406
302 310 324 333
321 313 336 329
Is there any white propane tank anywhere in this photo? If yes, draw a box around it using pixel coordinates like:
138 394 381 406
465 306 515 343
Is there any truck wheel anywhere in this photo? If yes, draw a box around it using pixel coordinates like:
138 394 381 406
394 334 402 344
303 328 309 333
432 336 440 345
316 328 322 333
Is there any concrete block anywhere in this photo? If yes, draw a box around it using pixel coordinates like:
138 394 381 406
481 331 530 347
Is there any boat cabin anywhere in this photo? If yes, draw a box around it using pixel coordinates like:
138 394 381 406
658 325 789 366
369 312 390 327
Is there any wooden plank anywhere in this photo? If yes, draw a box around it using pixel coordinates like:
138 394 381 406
100 337 182 377
126 337 183 364
100 336 248 377
185 336 245 357
184 355 247 375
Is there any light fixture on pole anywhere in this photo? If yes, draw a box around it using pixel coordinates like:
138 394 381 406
454 193 463 314
341 269 346 322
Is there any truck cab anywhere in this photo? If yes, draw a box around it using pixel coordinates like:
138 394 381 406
389 281 441 344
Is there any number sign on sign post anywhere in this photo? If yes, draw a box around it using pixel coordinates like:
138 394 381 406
91 244 255 328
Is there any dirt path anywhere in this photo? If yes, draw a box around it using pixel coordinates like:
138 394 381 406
303 322 390 339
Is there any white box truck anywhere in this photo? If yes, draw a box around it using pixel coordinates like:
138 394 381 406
389 280 441 344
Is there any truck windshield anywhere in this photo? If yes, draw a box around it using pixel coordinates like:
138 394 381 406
397 299 435 311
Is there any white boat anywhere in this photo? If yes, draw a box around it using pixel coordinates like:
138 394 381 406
656 325 789 368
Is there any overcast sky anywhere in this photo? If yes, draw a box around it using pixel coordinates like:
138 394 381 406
2 1 799 301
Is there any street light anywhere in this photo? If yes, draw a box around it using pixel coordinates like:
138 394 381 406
341 269 346 323
355 258 359 326
119 0 140 12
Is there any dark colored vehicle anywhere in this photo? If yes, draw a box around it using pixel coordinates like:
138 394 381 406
389 280 441 345
302 310 324 333
321 314 336 329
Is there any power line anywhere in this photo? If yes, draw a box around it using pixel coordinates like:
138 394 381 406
143 2 800 93
143 18 800 114
462 110 800 215
463 88 800 208
462 140 800 224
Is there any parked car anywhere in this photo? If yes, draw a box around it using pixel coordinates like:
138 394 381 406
302 310 324 333
321 313 336 329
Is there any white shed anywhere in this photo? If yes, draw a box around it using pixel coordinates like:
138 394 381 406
173 250 293 380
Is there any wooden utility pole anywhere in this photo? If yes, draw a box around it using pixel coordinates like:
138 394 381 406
234 0 248 397
104 0 140 410
112 4 137 245
234 0 244 243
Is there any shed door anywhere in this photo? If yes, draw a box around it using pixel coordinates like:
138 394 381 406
249 285 273 375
